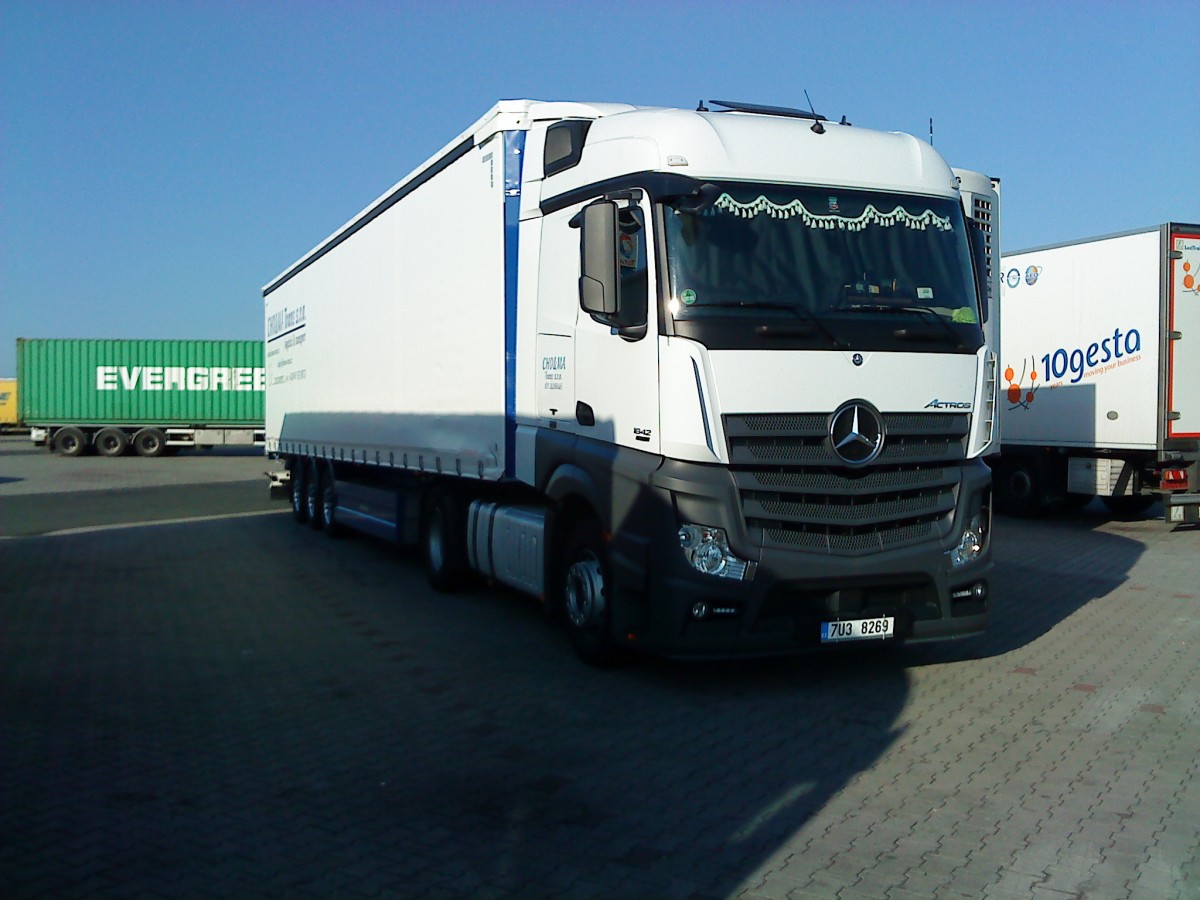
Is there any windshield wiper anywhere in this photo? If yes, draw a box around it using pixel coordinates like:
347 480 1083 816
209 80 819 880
689 301 847 348
842 303 966 349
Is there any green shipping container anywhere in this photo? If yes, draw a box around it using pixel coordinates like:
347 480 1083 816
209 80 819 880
17 339 264 427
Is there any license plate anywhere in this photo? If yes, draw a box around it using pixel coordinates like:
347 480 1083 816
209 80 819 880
820 616 894 643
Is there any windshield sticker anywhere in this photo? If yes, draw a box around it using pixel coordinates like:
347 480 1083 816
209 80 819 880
618 233 638 268
917 287 934 300
828 196 839 212
713 193 953 232
681 289 698 306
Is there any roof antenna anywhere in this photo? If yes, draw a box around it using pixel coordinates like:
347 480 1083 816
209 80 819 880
696 100 709 112
929 117 934 145
804 91 825 134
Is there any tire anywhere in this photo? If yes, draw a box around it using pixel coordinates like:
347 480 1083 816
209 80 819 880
94 428 128 458
306 460 324 531
994 459 1041 517
132 428 166 458
421 490 469 592
1101 494 1155 518
320 465 343 537
559 518 618 667
53 427 88 457
290 460 309 523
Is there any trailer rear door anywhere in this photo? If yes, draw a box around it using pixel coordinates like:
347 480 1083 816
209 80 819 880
1167 227 1200 439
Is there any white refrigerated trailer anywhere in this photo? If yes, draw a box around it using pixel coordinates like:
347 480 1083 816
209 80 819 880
993 223 1200 523
264 99 1000 662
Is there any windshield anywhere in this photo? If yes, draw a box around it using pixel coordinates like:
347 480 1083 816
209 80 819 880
663 182 983 352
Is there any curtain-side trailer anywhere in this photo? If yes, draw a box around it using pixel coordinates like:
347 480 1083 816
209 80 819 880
993 224 1200 524
264 99 1000 663
18 338 266 456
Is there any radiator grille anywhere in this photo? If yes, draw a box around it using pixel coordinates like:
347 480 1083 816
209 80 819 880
725 412 968 555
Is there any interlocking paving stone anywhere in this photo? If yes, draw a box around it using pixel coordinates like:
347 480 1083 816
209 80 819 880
1 446 1197 898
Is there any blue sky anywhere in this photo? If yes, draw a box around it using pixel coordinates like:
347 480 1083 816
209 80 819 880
2 0 1197 376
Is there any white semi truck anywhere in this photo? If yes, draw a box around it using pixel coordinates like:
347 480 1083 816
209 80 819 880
264 99 1000 662
994 224 1200 524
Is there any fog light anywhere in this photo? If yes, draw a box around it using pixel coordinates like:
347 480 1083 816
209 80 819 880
678 524 749 580
949 515 986 568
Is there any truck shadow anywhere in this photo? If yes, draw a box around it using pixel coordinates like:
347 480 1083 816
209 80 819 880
1 511 909 899
901 509 1148 665
3 497 1151 898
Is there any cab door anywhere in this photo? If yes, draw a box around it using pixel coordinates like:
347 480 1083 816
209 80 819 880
571 197 661 455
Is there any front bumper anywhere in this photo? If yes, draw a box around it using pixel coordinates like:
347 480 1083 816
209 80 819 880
607 458 992 657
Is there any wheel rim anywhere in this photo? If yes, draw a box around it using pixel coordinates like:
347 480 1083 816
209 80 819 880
292 476 304 513
565 552 606 629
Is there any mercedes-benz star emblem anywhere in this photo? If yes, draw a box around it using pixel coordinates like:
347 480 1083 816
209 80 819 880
829 401 885 466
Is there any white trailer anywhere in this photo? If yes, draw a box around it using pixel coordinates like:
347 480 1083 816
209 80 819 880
264 99 1000 662
994 223 1200 523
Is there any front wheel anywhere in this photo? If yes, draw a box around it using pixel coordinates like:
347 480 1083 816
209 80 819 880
559 520 618 667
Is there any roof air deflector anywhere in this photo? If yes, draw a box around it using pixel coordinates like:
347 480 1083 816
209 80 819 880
706 99 827 122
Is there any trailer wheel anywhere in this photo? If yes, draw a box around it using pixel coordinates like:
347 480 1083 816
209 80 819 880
53 427 88 457
559 519 618 667
305 460 324 531
132 428 166 458
320 465 343 537
1101 494 1155 518
994 459 1041 517
94 428 128 458
290 460 309 523
421 490 468 592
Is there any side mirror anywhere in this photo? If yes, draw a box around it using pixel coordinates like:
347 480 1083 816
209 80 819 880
969 220 990 324
577 201 619 318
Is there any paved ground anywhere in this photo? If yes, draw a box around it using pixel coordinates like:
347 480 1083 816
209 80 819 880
0 437 1197 898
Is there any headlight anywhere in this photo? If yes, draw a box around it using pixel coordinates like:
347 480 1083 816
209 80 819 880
948 515 986 568
678 524 749 580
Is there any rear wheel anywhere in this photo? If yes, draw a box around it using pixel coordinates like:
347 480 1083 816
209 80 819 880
421 490 469 592
53 427 88 457
306 460 324 530
320 466 343 537
559 519 618 667
94 428 128 458
132 428 166 458
994 459 1041 517
290 460 309 523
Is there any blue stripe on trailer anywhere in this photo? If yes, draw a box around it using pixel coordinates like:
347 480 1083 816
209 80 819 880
503 130 526 479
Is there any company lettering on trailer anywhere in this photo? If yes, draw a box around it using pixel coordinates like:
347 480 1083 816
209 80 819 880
267 305 307 341
95 366 267 392
1003 325 1143 410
